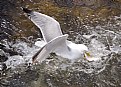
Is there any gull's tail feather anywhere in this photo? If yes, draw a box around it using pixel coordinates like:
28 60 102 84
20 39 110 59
32 34 68 63
22 7 32 14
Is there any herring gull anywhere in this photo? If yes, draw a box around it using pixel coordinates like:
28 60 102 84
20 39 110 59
22 8 92 63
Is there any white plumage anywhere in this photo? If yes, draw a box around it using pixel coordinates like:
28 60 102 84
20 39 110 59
23 8 91 63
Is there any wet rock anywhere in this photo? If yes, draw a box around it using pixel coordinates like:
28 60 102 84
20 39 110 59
0 63 40 87
0 0 18 41
0 44 6 49
74 0 120 8
6 68 39 87
0 63 7 71
54 0 73 7
0 0 15 14
54 0 121 9
0 49 8 62
0 16 14 41
0 43 22 57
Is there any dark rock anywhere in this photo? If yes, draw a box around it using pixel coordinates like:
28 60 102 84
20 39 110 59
0 0 15 14
0 63 7 71
0 44 6 49
6 69 39 87
0 49 8 62
0 16 14 41
0 43 22 61
54 0 74 7
0 0 18 41
54 0 120 9
22 7 32 14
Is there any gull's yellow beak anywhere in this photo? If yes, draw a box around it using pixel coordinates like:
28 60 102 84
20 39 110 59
85 52 91 56
84 52 91 58
84 52 100 61
84 52 99 61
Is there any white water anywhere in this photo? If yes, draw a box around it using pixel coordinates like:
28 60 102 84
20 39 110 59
3 15 121 74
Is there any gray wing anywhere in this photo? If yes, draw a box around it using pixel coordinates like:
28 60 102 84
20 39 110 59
32 34 69 63
27 11 63 42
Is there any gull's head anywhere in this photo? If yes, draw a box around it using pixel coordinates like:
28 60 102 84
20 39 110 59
82 47 99 62
67 42 89 59
76 44 88 53
75 44 93 61
75 44 99 62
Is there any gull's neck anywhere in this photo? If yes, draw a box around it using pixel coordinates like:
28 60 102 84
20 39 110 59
55 41 88 60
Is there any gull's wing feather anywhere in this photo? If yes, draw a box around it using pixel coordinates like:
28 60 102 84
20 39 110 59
32 34 68 63
23 8 63 42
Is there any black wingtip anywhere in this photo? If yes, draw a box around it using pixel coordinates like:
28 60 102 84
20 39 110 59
21 7 32 13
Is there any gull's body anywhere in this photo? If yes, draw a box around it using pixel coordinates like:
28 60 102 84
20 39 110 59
23 8 89 63
53 41 88 59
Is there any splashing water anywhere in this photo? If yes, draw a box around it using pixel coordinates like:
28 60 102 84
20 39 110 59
1 15 121 87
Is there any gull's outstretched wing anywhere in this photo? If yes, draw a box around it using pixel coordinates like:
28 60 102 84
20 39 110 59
23 8 63 42
32 34 68 63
